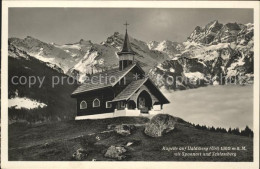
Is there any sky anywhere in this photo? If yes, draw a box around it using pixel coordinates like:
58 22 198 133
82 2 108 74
9 8 253 44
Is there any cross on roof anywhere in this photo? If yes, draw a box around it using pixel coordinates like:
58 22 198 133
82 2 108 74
124 21 129 30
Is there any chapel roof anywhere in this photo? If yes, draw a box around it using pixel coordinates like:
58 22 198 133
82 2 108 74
71 63 143 96
110 78 148 102
109 78 170 104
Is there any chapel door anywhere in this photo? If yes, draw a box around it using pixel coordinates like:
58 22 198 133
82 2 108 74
137 90 152 113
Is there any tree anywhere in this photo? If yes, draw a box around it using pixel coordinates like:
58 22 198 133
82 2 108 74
231 128 240 135
241 126 254 138
228 127 232 134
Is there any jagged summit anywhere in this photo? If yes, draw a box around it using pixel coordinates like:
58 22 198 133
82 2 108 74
187 20 253 45
25 35 35 39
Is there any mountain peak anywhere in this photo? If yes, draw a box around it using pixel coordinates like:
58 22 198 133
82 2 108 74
212 20 219 24
79 39 85 43
50 42 58 46
25 36 38 40
79 39 92 45
224 22 241 31
26 35 33 39
204 20 222 32
186 20 252 44
205 20 219 27
194 26 202 31
113 32 120 37
24 36 43 44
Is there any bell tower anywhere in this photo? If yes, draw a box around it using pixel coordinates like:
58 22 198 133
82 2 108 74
117 21 135 71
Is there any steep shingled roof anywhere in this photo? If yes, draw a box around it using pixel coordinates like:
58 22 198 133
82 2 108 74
71 63 140 96
111 78 148 102
109 78 170 104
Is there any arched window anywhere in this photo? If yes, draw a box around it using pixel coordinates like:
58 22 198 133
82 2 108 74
80 100 87 109
106 101 112 108
93 98 100 107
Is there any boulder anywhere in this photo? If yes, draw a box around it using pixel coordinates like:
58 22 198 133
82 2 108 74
144 114 177 137
108 124 136 136
104 146 127 160
72 148 88 160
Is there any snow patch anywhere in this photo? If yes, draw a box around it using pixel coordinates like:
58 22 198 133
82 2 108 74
184 72 205 80
71 53 78 57
154 41 166 52
64 49 78 58
33 48 55 63
213 81 219 86
245 23 254 32
198 60 207 67
9 97 47 109
72 50 99 82
60 44 81 50
172 57 178 60
204 43 229 51
226 55 245 78
183 41 200 49
157 64 167 71
147 41 158 50
169 68 175 73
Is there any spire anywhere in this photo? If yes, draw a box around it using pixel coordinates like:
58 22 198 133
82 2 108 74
118 21 135 55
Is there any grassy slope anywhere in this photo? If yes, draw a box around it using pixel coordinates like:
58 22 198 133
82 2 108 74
9 117 253 161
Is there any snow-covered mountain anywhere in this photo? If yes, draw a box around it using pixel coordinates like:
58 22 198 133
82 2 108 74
9 32 169 82
147 40 184 58
9 36 77 72
186 21 254 45
9 20 254 89
66 32 170 81
150 21 254 90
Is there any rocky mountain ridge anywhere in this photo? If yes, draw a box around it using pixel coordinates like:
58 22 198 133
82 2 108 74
149 21 254 89
9 32 169 82
9 20 254 89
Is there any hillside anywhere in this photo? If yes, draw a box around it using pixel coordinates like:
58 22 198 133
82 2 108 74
9 116 253 161
8 44 79 123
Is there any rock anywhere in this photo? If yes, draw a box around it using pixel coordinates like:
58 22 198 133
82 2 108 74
107 124 116 130
115 125 133 136
72 148 88 160
144 114 177 137
108 124 136 136
104 146 127 160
